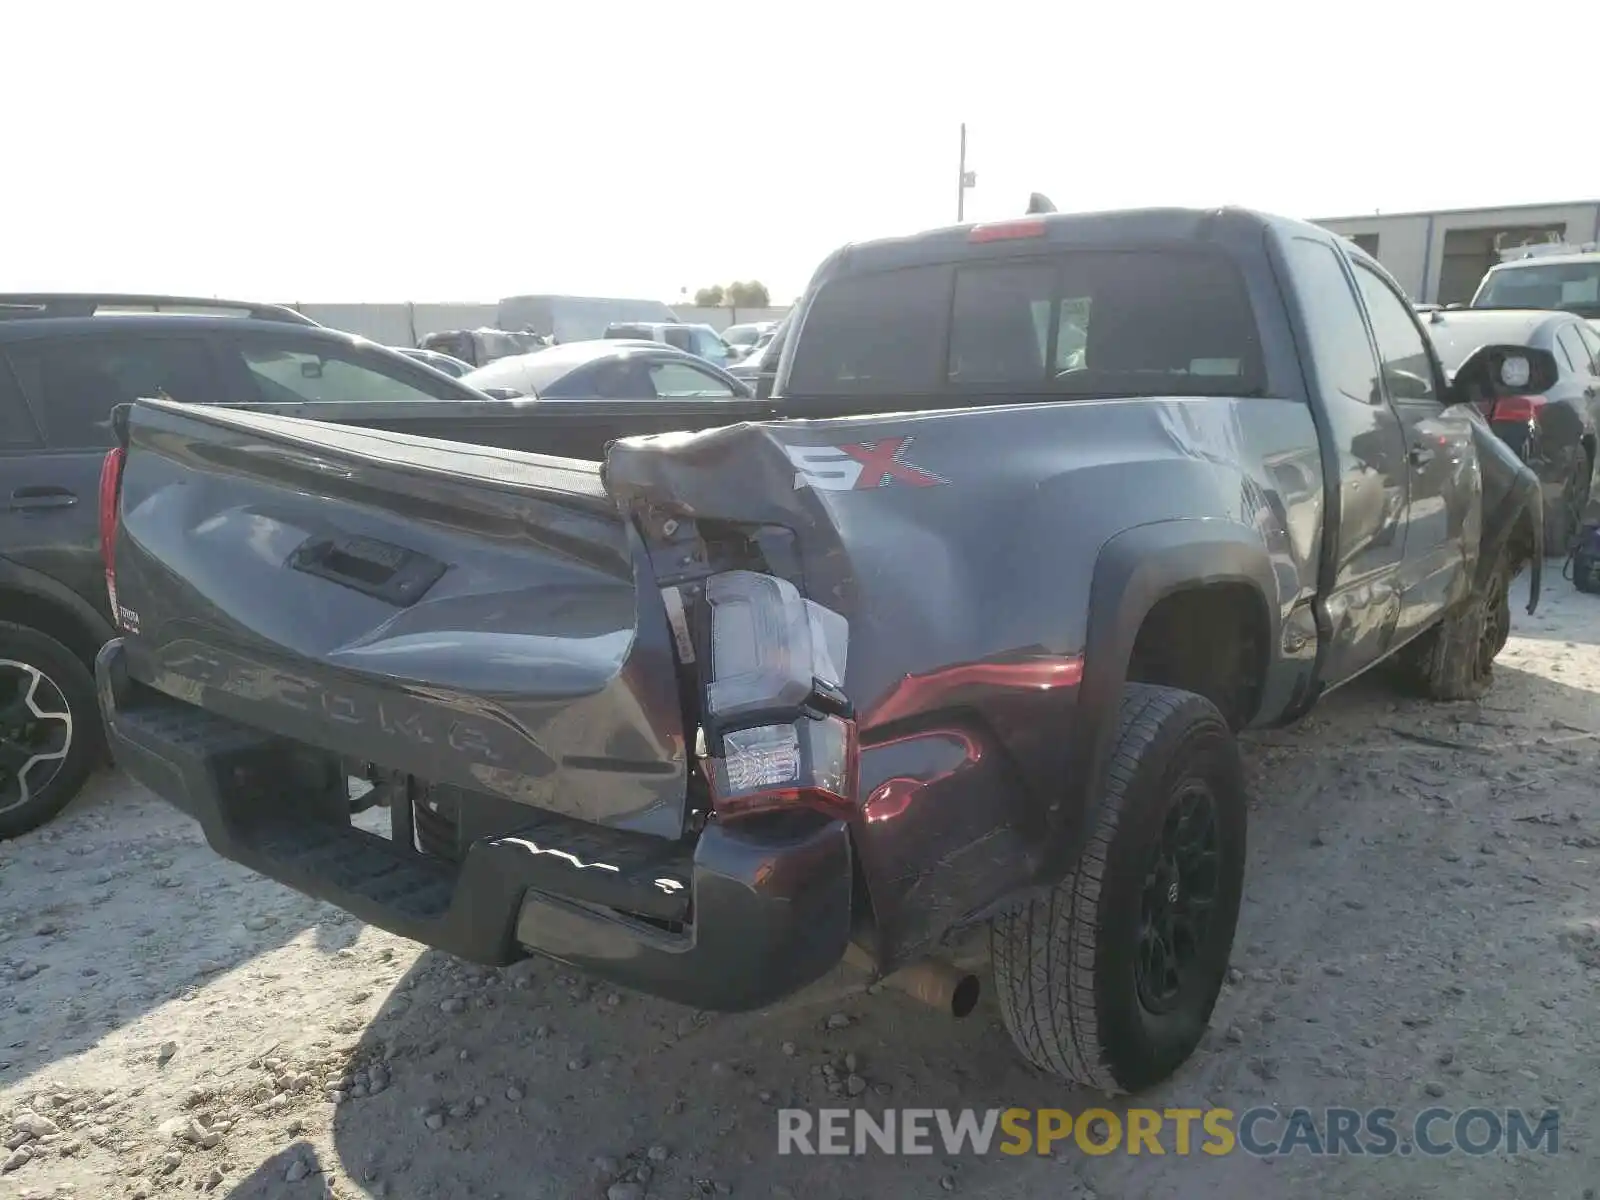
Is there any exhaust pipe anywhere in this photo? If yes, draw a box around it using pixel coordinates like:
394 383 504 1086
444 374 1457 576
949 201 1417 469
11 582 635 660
844 946 981 1019
885 959 982 1019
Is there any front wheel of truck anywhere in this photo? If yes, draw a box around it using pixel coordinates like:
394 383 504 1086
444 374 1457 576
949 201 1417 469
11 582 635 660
1394 543 1513 702
990 683 1246 1094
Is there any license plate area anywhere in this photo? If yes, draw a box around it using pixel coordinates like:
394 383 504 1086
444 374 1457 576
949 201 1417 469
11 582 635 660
288 533 447 606
347 770 464 861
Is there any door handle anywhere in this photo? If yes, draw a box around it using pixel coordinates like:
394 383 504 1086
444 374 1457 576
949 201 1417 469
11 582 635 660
1408 444 1435 468
9 487 78 511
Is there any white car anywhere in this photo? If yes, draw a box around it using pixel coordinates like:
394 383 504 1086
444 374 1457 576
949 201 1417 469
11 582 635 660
722 321 777 361
1472 242 1600 332
601 321 733 368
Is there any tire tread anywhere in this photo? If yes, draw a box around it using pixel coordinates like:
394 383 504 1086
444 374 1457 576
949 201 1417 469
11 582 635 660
990 683 1209 1093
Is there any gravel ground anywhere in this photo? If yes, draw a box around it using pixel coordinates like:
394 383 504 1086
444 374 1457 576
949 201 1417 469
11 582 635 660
2 572 1597 1200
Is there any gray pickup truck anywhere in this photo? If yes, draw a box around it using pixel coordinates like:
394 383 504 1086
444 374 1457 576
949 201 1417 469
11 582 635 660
96 207 1546 1094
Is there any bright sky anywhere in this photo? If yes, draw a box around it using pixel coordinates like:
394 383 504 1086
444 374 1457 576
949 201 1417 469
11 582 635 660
6 0 1593 307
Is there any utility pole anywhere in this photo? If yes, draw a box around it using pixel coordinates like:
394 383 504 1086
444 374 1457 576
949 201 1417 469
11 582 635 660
957 123 976 222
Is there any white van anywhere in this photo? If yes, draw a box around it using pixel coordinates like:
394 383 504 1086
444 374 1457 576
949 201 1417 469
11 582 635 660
495 295 680 343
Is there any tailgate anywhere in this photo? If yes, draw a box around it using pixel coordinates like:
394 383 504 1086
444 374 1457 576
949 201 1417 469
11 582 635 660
111 398 688 836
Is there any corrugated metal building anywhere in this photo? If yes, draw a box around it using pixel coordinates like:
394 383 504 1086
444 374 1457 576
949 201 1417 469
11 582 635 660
1315 200 1600 304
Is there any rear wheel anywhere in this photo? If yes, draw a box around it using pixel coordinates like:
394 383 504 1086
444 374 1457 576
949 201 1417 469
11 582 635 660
0 622 100 839
990 684 1246 1093
1545 447 1590 557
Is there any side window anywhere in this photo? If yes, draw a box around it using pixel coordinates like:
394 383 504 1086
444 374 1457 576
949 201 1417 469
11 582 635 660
662 327 694 352
1284 238 1383 406
1557 326 1596 375
694 329 729 365
1577 323 1600 369
0 357 42 447
585 361 651 399
648 361 736 398
5 336 216 448
1351 263 1437 403
461 355 536 396
237 344 450 404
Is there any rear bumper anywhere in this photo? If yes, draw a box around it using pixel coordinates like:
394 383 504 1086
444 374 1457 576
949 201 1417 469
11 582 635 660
97 638 854 1011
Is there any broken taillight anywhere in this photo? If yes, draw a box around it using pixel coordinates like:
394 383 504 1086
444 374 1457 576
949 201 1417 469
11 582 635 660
710 717 858 820
695 570 855 820
97 447 126 621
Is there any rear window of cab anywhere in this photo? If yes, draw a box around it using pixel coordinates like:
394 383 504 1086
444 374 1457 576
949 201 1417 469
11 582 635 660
786 250 1264 399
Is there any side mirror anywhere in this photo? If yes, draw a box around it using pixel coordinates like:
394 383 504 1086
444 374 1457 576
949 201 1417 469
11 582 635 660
1387 367 1434 401
1447 344 1560 406
479 386 524 401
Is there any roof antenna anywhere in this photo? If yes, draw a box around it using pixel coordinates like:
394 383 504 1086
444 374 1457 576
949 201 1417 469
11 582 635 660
1026 192 1057 215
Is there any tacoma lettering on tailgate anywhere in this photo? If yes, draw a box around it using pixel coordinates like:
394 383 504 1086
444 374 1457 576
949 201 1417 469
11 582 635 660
162 648 507 765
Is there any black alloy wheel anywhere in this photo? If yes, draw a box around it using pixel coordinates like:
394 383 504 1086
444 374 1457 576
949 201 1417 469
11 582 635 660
1135 780 1222 1015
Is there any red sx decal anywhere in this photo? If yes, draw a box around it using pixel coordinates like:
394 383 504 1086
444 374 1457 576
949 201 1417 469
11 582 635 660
783 435 950 491
839 438 945 489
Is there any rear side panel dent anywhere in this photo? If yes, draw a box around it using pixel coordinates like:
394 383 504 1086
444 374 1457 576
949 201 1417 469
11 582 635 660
1058 523 1284 884
608 396 1317 965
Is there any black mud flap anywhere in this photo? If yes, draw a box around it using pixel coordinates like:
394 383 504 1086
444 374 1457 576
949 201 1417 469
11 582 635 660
1471 417 1543 615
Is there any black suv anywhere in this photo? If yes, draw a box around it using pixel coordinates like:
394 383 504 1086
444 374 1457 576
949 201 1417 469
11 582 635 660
0 293 501 837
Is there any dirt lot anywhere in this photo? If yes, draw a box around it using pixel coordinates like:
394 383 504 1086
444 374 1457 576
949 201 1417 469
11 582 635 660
2 572 1597 1200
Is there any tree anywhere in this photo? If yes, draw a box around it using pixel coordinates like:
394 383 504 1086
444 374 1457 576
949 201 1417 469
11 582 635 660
726 280 770 307
691 281 770 308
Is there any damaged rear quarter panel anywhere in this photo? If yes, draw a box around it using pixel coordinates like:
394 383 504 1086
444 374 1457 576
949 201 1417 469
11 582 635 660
605 390 1324 965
